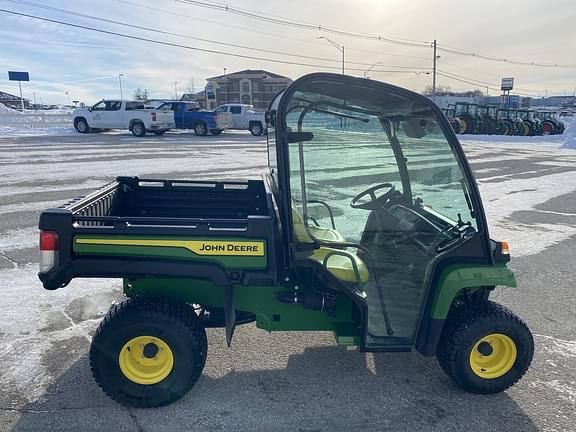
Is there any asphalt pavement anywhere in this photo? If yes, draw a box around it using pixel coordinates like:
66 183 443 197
0 131 574 431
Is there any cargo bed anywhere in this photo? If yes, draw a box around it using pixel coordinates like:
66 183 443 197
38 176 278 290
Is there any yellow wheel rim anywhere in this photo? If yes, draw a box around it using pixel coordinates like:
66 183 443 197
119 335 174 385
459 118 468 134
469 333 517 379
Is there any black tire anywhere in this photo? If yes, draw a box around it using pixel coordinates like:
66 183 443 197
74 117 90 134
437 300 533 394
249 122 263 136
210 129 222 136
193 122 208 136
152 130 166 136
131 121 146 137
90 296 208 408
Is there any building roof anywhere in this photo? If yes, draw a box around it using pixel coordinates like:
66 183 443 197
0 90 29 101
207 69 291 81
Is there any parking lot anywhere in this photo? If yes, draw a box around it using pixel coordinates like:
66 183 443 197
0 130 575 431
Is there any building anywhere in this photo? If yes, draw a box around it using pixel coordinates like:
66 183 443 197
204 70 292 110
180 90 207 110
0 90 30 109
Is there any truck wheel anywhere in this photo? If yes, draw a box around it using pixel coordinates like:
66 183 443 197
89 296 207 408
249 122 263 136
210 129 222 136
74 117 90 133
437 300 533 394
194 122 208 136
131 122 146 137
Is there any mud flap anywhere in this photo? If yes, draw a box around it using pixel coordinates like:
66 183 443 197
224 283 236 347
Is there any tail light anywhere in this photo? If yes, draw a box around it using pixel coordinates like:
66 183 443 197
151 112 157 121
39 230 59 272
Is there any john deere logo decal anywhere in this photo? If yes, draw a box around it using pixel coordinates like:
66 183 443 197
74 238 265 257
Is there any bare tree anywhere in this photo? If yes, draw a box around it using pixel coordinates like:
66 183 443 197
133 88 150 102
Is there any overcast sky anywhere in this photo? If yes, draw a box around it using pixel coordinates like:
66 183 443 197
1 0 575 105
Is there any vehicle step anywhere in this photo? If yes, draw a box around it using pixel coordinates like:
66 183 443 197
332 322 360 346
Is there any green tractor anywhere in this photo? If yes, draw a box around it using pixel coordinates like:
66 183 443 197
441 106 460 133
38 73 534 408
478 105 506 135
516 109 542 136
497 109 525 136
454 102 484 134
536 111 565 135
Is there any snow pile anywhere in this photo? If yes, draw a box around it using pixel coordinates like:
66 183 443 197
561 118 576 149
0 103 20 113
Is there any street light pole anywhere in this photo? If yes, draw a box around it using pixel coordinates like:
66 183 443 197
223 68 227 104
174 81 178 99
364 62 384 79
318 36 345 74
432 39 437 102
118 73 124 100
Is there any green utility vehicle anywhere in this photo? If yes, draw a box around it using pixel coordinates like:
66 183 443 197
454 102 484 134
478 105 506 135
535 111 565 135
441 106 460 133
497 109 525 136
38 73 533 408
516 109 542 136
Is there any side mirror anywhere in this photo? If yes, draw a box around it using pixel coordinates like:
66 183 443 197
88 107 92 112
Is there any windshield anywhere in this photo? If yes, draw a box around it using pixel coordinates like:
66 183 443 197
285 81 477 245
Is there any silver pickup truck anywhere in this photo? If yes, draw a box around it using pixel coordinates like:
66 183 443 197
73 100 175 137
215 103 266 136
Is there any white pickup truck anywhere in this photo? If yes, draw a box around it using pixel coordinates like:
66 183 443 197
73 100 175 137
215 103 266 136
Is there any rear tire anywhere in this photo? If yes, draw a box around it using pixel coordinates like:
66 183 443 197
249 122 263 136
90 296 207 408
74 117 90 134
131 122 146 137
437 300 533 394
194 122 208 136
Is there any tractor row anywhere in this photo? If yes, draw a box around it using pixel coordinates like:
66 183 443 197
442 102 565 136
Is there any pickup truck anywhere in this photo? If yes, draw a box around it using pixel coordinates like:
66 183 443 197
215 103 266 136
73 100 175 137
156 101 232 136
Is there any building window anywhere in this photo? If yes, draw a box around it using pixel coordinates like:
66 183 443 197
241 94 251 104
241 80 250 93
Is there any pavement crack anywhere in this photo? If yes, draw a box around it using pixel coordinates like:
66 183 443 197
0 252 18 269
127 408 145 432
0 406 109 413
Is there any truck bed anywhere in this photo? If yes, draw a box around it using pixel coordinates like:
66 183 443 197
38 176 278 289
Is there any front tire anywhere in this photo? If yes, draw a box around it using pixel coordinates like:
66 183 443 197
90 296 207 408
131 121 146 137
437 300 533 394
74 117 90 133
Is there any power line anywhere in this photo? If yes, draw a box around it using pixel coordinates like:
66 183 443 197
173 0 431 48
0 8 430 75
437 44 576 68
174 0 576 69
5 0 430 70
436 71 542 97
437 69 543 95
112 0 432 61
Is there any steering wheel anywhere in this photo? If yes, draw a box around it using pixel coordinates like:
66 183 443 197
350 183 395 210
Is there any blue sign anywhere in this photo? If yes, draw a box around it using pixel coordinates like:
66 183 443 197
8 71 30 81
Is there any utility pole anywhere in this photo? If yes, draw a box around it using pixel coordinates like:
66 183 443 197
174 81 178 99
118 73 124 100
432 39 437 103
18 81 24 111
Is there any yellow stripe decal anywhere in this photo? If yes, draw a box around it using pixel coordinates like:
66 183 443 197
75 238 265 256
